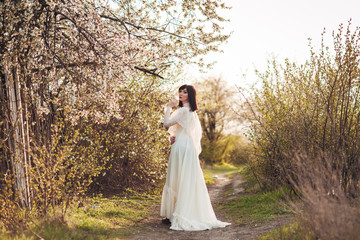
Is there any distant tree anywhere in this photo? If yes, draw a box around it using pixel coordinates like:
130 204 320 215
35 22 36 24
196 76 241 163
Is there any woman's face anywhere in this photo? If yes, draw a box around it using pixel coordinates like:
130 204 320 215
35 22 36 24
179 88 189 103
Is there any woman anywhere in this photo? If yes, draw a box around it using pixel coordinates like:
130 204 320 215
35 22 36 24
160 84 231 231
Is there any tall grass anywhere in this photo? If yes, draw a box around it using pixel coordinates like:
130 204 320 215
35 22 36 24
287 152 360 240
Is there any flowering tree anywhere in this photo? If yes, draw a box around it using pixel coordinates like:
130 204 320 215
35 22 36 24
0 0 229 224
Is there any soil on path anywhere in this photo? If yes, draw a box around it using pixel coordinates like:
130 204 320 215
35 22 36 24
127 173 292 240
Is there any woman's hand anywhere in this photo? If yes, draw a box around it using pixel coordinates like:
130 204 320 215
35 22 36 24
168 99 178 108
170 136 176 144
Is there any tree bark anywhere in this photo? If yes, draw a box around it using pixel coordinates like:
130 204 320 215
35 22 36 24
3 55 30 207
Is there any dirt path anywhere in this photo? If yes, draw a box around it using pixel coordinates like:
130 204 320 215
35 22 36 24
127 173 292 240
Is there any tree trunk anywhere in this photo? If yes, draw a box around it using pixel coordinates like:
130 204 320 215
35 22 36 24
3 55 30 207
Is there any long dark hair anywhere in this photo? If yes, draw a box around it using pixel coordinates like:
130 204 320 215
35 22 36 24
178 84 198 112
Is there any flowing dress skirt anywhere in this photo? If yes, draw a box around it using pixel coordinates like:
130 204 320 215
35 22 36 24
160 128 230 231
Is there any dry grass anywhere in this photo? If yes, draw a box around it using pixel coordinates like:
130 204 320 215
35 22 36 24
287 152 360 240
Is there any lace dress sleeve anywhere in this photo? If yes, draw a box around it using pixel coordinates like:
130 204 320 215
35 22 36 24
163 106 187 128
163 105 202 155
163 106 189 136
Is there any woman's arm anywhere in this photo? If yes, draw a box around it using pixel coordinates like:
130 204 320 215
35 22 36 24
163 99 180 128
163 106 178 128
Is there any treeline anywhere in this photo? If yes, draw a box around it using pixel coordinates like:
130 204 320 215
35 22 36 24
245 22 360 239
0 0 229 230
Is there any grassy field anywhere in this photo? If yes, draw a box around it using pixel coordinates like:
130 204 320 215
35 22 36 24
0 192 160 240
203 162 242 184
215 165 293 225
218 186 292 224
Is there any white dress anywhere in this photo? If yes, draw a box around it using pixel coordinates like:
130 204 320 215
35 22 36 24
160 102 231 231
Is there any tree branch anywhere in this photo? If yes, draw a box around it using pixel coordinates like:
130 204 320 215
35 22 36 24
31 61 97 72
134 66 163 79
100 14 205 45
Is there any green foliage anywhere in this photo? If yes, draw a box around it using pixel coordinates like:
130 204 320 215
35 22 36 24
223 134 251 165
219 187 292 224
201 134 244 164
30 121 107 217
196 76 247 164
0 119 108 229
0 77 170 230
89 79 170 193
0 174 23 231
259 218 316 240
242 21 360 239
247 21 360 194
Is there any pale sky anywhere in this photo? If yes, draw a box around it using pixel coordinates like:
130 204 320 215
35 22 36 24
186 0 360 88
